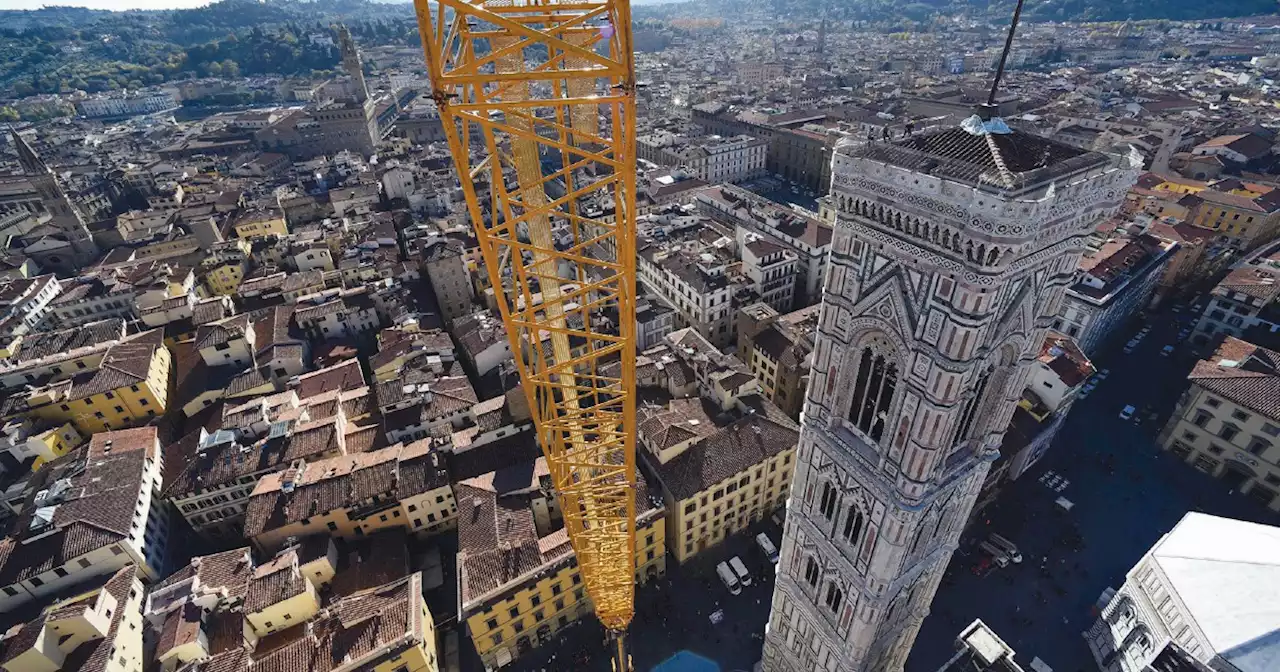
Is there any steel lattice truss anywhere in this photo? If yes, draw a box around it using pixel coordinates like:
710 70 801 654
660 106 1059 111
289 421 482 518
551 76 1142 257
413 0 639 633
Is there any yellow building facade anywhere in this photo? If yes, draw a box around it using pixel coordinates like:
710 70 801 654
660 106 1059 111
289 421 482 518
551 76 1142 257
32 333 172 435
1188 198 1280 250
232 211 289 239
374 596 441 672
0 566 147 672
1149 176 1207 196
245 579 321 637
244 444 458 554
203 261 248 296
465 513 666 669
667 447 793 563
29 422 84 471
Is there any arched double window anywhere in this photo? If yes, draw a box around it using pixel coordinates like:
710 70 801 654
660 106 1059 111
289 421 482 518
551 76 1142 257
841 504 863 545
824 583 843 614
955 346 1018 447
819 481 838 522
953 369 990 446
849 345 899 442
804 557 819 587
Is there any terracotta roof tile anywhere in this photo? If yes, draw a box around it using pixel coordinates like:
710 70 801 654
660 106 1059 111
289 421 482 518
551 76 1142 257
242 442 448 539
457 456 661 602
156 547 253 602
0 428 157 586
642 404 798 501
1188 336 1280 419
195 313 251 351
295 359 366 400
245 550 308 614
67 329 164 400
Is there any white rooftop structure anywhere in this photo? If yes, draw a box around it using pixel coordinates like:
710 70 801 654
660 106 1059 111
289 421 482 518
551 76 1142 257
1151 512 1280 672
1085 512 1280 672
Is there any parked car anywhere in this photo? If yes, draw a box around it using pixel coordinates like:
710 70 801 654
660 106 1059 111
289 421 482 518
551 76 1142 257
988 533 1023 564
1120 404 1136 420
1098 368 1111 379
1161 345 1175 357
978 541 1011 568
729 556 753 587
716 562 742 595
756 533 780 564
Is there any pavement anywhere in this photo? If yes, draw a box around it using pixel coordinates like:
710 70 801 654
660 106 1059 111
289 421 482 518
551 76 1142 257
490 520 780 672
740 177 821 213
905 308 1280 672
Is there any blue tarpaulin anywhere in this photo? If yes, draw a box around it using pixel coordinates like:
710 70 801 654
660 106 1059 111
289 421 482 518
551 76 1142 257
651 651 720 672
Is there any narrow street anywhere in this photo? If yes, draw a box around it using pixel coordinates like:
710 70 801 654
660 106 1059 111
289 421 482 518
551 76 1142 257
907 307 1280 671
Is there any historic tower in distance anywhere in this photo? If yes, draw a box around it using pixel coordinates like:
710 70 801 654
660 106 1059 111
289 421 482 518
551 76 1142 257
10 131 99 272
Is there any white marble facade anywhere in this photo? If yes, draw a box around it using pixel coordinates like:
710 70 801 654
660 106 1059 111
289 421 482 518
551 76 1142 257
761 132 1138 672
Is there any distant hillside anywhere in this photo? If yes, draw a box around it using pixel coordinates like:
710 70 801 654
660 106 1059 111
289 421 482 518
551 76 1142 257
637 0 1278 24
2 0 1276 102
0 0 418 98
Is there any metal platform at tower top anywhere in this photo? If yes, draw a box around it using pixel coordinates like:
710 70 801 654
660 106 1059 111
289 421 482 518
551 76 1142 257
843 125 1114 196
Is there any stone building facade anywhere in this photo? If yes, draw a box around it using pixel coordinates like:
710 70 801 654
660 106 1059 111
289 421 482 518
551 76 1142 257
761 125 1137 671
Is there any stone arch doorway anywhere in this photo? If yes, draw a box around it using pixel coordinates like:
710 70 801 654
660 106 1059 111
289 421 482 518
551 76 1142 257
1222 459 1256 492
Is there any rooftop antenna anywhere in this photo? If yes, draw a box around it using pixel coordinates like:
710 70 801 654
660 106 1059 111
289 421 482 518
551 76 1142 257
980 0 1026 121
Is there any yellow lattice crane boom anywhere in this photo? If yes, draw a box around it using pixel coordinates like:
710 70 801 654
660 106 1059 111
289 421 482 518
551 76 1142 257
412 0 639 668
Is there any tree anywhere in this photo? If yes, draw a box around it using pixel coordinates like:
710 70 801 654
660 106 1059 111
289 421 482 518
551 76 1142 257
0 107 18 122
221 59 240 78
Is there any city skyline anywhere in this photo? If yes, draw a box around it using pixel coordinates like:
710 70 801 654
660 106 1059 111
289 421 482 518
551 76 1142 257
0 5 1278 672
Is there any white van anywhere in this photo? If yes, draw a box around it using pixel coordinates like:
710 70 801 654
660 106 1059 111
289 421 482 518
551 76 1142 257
716 561 742 595
756 533 780 564
988 533 1022 564
978 541 1010 568
729 556 752 586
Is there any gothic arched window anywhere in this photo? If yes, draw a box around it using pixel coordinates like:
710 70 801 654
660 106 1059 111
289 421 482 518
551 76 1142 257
819 481 838 522
804 557 819 587
841 504 863 545
824 583 843 614
909 523 926 557
849 345 899 442
953 369 990 446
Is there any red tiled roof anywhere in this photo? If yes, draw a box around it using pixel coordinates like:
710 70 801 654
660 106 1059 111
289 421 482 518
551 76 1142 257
1188 337 1280 419
295 359 366 400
